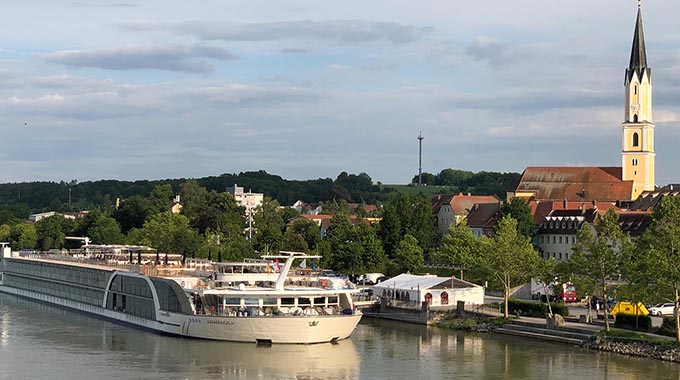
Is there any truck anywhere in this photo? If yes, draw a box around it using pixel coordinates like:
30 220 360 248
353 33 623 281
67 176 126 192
531 279 577 303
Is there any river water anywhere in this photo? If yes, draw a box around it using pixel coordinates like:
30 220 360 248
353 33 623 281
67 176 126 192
1 293 679 380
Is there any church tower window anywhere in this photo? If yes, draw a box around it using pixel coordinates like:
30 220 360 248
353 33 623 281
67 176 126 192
633 132 639 147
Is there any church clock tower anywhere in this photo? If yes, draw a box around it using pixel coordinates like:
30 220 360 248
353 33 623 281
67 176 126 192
622 1 655 198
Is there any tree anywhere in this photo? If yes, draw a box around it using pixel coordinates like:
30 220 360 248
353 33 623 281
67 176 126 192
378 193 436 258
252 197 285 253
357 223 386 273
281 230 309 252
149 184 174 214
289 218 320 251
629 196 680 341
0 224 9 242
113 196 154 234
140 212 201 255
478 216 539 319
500 197 536 238
534 257 559 317
394 234 424 274
570 208 631 331
319 213 361 274
76 211 124 244
35 215 71 250
10 223 37 250
439 219 483 281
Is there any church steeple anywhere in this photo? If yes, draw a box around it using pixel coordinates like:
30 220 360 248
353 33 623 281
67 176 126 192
628 2 647 70
622 0 655 198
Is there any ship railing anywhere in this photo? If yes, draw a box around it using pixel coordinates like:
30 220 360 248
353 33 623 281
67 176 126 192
195 304 346 317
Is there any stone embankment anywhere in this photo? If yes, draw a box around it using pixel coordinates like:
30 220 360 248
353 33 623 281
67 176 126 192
592 337 680 363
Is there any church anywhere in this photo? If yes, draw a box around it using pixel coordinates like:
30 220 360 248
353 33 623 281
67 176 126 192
509 3 655 204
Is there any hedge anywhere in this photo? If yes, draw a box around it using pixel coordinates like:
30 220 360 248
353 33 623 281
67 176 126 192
501 298 569 318
614 313 651 331
659 317 677 337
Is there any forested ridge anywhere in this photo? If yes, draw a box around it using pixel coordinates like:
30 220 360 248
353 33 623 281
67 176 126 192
0 169 520 217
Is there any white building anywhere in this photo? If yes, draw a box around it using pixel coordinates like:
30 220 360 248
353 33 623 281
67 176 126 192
227 184 264 211
373 274 484 308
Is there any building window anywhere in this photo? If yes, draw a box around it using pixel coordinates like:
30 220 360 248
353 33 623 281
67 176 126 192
552 236 556 244
559 236 563 244
633 132 639 147
558 252 562 260
632 158 638 166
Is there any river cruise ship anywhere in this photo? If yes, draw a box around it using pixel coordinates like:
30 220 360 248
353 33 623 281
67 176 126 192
0 244 361 344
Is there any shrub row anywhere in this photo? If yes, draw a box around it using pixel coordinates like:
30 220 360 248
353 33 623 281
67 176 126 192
614 313 652 331
502 299 569 318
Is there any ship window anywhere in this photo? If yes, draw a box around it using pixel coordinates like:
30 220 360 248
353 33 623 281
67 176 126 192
262 298 278 306
633 132 639 147
281 297 295 305
297 297 311 306
244 298 259 306
224 297 241 305
313 297 325 305
328 296 339 305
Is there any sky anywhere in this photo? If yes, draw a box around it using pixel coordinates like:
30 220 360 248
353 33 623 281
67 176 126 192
2 0 680 185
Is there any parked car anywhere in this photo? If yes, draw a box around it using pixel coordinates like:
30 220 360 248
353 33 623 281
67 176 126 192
357 273 386 285
590 296 616 310
648 302 675 316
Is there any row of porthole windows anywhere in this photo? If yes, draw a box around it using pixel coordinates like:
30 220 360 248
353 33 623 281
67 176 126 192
541 252 570 261
539 236 576 245
4 274 104 306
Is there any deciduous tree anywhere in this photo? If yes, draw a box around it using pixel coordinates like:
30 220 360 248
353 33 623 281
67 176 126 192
570 208 631 331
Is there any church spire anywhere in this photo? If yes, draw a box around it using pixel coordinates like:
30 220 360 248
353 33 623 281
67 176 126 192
627 1 648 81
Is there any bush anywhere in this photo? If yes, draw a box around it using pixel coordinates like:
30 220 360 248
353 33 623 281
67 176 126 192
659 316 677 337
501 298 569 318
614 313 651 331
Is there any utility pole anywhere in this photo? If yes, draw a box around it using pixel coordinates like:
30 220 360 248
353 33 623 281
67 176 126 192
418 131 424 185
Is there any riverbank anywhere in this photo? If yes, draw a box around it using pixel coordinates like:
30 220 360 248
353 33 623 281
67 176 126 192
435 314 680 364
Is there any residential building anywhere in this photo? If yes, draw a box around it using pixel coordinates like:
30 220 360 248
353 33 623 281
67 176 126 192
431 193 498 235
465 202 500 238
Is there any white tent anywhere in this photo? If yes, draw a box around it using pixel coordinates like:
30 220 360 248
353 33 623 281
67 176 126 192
373 273 484 307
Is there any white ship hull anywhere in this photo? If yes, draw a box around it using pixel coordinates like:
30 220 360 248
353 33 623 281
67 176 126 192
0 285 361 344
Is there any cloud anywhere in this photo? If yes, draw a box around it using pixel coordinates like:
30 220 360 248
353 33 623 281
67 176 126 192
465 36 524 66
42 44 237 74
119 20 433 44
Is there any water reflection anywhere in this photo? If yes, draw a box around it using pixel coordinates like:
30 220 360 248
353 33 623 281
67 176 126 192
355 318 680 380
0 294 359 380
2 293 680 380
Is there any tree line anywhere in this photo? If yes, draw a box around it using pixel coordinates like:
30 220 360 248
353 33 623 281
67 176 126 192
0 168 520 217
0 181 442 276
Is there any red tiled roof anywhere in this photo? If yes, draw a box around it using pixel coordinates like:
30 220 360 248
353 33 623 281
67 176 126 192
431 193 498 216
465 202 500 228
529 199 620 224
515 167 634 202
